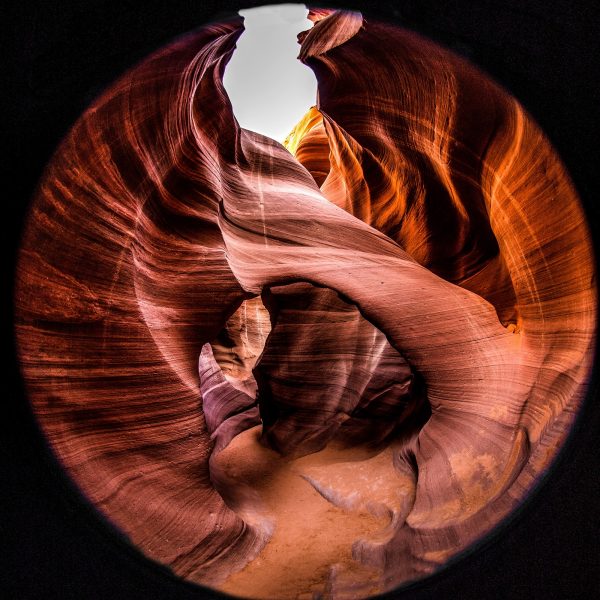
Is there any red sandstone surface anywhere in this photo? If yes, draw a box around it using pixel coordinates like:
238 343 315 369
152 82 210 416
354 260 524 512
14 9 596 599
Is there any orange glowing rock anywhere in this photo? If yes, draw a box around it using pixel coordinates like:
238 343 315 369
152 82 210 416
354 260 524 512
14 8 596 599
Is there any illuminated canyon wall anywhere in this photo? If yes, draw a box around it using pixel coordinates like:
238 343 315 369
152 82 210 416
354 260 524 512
14 8 596 599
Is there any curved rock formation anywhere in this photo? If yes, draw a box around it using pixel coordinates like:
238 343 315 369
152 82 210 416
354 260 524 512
14 8 596 600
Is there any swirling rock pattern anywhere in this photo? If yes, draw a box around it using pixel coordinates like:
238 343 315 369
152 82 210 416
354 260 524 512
14 8 596 599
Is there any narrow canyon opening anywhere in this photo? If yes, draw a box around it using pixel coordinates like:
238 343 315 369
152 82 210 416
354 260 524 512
223 3 317 143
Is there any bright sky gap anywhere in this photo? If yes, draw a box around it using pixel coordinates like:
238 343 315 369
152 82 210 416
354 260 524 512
223 4 317 143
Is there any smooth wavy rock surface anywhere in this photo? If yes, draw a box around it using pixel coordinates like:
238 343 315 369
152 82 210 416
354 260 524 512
14 8 596 599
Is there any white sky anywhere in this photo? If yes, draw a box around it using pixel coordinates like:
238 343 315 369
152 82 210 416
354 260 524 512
223 3 317 143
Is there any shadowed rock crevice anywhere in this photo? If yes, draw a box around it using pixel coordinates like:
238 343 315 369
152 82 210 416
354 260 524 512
204 282 432 460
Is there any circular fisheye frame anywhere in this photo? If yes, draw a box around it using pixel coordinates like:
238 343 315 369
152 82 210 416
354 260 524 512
13 4 597 599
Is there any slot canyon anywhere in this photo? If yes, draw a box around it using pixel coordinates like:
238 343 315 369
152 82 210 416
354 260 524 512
13 6 596 599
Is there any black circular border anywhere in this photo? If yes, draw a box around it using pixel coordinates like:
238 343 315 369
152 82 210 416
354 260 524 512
4 1 600 598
